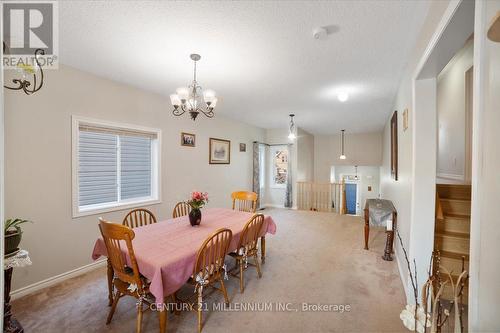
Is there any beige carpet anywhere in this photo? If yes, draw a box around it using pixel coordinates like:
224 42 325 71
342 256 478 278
12 209 407 332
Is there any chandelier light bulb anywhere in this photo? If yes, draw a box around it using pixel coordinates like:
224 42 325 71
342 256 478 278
288 132 297 140
176 87 189 101
170 94 181 106
203 89 216 101
209 97 218 108
340 154 346 160
338 91 349 102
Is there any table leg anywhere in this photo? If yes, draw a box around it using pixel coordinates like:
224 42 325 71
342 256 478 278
364 208 369 250
260 236 266 264
159 306 167 333
382 231 394 261
4 267 24 333
391 213 398 253
107 258 114 306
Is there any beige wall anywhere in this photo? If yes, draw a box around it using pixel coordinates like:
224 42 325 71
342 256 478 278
4 65 265 290
437 40 473 179
296 128 314 182
314 132 382 183
380 0 451 300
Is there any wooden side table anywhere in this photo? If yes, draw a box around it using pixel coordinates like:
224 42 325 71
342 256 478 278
4 250 31 333
363 199 397 260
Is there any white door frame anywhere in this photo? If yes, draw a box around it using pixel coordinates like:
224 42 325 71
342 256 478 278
405 0 474 302
410 0 486 329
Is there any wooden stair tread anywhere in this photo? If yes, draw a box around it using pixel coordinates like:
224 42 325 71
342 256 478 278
439 272 469 281
444 213 470 219
439 250 470 261
435 231 470 239
440 198 470 203
440 250 470 259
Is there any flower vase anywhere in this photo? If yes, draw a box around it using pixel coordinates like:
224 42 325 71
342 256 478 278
189 208 202 226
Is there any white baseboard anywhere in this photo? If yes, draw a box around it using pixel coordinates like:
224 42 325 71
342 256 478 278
11 259 106 300
437 172 465 181
395 249 410 303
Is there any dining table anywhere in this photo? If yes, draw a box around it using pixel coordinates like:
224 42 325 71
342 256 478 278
91 207 277 332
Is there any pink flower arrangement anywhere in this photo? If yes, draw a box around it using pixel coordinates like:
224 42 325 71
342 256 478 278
187 191 209 210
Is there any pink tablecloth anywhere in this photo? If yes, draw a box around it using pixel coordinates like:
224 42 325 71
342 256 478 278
92 208 276 303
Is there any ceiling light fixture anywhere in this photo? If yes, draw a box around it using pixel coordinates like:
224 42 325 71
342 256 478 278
170 54 217 121
339 129 347 159
337 91 349 102
3 42 45 95
288 114 296 140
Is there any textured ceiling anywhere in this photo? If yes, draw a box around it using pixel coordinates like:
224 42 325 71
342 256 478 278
59 1 430 134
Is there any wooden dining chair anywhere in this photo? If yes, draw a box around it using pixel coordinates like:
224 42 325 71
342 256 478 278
191 228 232 333
229 214 264 293
172 201 191 218
231 191 258 213
122 208 157 228
98 218 163 333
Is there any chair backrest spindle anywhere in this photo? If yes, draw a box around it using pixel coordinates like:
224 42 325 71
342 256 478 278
238 214 265 254
231 191 258 213
122 208 157 228
194 228 232 280
172 202 192 218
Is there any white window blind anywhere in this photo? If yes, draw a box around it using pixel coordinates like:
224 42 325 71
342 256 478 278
120 135 152 200
78 130 118 207
74 118 160 216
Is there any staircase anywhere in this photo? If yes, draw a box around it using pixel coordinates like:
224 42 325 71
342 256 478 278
434 184 471 302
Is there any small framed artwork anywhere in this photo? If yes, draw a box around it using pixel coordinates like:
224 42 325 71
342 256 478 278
390 111 398 181
209 138 231 164
181 132 195 147
239 143 246 152
403 108 409 132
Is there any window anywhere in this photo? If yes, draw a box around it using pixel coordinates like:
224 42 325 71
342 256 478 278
72 117 161 217
270 146 288 188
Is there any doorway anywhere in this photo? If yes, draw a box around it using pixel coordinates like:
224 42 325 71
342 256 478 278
345 183 357 214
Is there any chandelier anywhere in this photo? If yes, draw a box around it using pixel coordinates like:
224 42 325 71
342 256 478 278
170 54 217 121
288 114 296 140
340 129 347 159
3 42 45 95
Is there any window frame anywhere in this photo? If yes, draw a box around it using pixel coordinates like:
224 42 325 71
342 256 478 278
71 116 162 218
269 145 288 189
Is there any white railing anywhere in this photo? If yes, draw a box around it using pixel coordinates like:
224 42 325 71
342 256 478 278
297 181 346 214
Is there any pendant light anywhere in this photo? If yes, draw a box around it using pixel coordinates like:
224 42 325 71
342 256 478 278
339 129 347 159
288 114 296 140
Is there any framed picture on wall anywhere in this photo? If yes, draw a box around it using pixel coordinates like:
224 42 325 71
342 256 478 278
239 143 246 152
181 132 195 147
209 138 231 164
403 108 409 131
391 111 398 180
